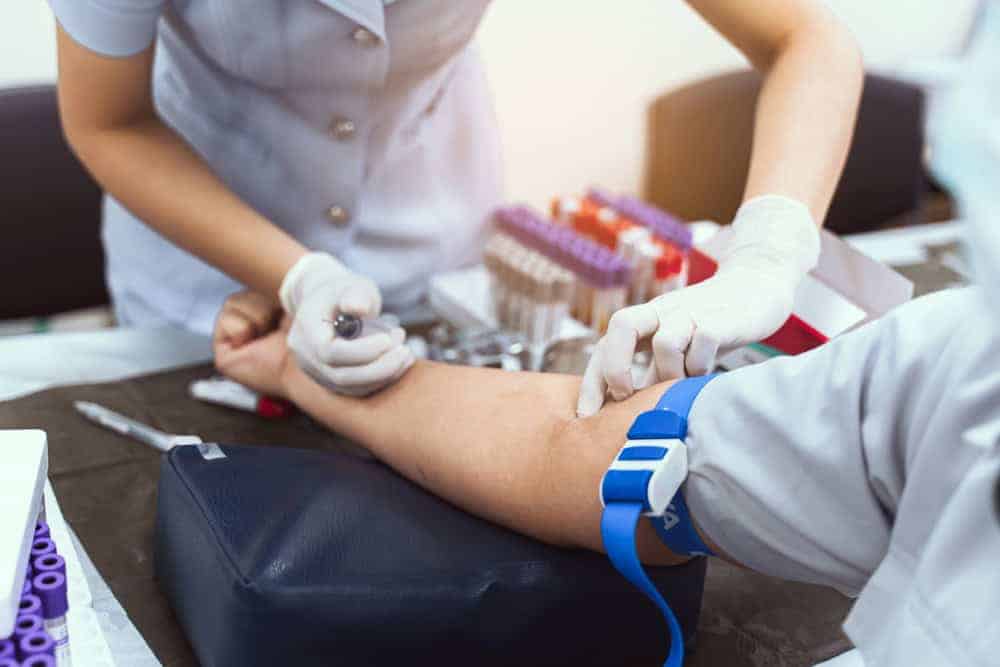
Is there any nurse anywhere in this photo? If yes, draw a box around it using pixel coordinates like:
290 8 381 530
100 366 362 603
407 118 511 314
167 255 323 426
49 0 861 398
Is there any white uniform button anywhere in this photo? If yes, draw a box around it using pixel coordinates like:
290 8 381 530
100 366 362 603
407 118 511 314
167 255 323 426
330 117 356 141
352 27 377 45
326 205 351 227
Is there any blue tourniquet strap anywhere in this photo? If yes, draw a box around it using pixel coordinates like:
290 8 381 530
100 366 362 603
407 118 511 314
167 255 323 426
600 374 720 666
602 502 684 667
654 373 718 417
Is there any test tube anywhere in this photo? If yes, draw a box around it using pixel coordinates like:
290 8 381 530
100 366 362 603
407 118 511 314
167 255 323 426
549 271 574 341
520 255 539 338
33 572 69 667
18 595 42 620
0 638 15 660
653 241 687 296
550 195 581 224
588 266 607 333
530 270 553 346
19 632 55 660
30 539 55 561
13 614 44 645
35 523 49 540
493 205 636 334
506 249 523 334
614 195 692 251
34 555 65 578
483 236 502 322
594 258 631 333
618 228 651 305
590 260 617 333
23 656 57 667
494 238 514 329
585 186 618 209
574 265 594 325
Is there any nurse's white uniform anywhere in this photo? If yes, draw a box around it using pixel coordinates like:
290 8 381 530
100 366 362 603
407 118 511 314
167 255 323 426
684 287 1000 666
49 0 503 334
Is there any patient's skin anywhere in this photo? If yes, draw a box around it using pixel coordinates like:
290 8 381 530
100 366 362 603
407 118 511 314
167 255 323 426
215 292 724 566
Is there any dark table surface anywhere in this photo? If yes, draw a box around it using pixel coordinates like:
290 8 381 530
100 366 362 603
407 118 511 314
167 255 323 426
0 363 852 666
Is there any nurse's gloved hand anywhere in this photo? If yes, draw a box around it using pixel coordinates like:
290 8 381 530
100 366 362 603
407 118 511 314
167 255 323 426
576 195 820 417
280 252 414 397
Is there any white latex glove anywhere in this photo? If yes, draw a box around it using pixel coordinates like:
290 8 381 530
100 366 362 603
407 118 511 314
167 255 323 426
280 252 414 396
577 195 820 417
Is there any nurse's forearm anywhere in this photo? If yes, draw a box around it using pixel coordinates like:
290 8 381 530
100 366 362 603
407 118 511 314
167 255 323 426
56 27 305 297
283 360 688 565
73 117 304 295
690 0 863 222
744 19 862 221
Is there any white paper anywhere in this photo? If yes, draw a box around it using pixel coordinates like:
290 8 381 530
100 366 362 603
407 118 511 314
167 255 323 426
43 482 118 667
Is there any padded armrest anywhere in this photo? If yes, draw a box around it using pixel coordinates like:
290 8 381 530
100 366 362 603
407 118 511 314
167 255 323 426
156 444 707 666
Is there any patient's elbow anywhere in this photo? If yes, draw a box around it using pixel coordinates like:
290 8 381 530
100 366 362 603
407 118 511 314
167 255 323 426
527 414 619 552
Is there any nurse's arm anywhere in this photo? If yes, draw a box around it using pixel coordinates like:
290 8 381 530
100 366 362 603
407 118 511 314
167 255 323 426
54 26 306 297
688 0 863 221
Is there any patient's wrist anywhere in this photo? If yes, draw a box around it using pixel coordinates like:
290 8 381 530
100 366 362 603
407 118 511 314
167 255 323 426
281 358 313 405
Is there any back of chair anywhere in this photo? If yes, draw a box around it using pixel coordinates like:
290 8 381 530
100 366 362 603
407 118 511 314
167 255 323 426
643 72 927 234
0 85 107 319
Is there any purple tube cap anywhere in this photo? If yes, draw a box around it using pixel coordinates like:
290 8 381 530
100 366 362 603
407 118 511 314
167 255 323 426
17 594 42 619
32 572 68 620
0 638 14 659
35 522 50 540
617 196 693 249
0 658 18 667
30 538 55 560
13 614 43 640
23 578 32 597
19 631 55 658
22 656 57 667
33 554 65 577
586 186 619 209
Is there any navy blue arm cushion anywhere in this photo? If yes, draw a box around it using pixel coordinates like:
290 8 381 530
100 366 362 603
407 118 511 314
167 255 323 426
155 443 706 666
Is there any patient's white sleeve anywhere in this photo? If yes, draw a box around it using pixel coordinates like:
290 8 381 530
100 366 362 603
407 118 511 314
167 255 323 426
682 288 1000 600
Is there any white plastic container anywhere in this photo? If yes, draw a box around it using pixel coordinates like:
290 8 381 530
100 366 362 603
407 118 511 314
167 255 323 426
0 430 48 638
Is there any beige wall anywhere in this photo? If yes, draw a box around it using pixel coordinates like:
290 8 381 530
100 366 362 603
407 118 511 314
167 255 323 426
478 0 979 208
2 2 979 210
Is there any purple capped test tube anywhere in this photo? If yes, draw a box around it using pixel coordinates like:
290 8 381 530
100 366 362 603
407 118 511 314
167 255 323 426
35 522 50 540
18 595 42 619
614 196 692 250
0 638 14 660
493 204 635 331
22 655 57 667
30 539 55 561
33 555 65 578
19 631 55 660
585 186 619 209
13 614 44 643
0 658 19 667
33 572 69 666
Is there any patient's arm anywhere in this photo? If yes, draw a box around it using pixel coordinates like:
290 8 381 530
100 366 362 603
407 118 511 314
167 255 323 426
214 293 701 565
286 359 689 563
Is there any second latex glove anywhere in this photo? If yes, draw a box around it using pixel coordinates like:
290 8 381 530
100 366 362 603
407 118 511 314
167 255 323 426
280 252 414 396
577 195 821 417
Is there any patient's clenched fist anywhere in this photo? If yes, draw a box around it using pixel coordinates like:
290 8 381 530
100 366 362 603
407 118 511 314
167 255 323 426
213 291 292 398
215 290 282 349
